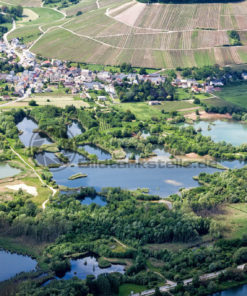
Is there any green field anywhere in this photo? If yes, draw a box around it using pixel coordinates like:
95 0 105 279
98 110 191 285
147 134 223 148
116 100 198 120
213 203 247 239
215 82 247 109
119 284 148 296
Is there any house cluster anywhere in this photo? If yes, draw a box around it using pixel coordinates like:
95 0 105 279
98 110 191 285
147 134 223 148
0 37 169 101
172 78 226 94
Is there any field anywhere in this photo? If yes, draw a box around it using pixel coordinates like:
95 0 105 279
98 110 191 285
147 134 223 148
116 100 198 120
214 82 247 109
0 0 41 6
27 94 90 108
6 0 247 68
213 204 247 239
118 284 148 296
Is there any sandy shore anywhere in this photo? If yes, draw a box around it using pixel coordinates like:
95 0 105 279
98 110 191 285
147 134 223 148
6 183 38 196
185 111 232 121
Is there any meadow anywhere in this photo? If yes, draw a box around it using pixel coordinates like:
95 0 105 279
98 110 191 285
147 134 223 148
116 100 198 120
215 82 247 109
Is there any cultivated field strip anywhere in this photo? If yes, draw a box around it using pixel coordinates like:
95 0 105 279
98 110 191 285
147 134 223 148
24 0 247 68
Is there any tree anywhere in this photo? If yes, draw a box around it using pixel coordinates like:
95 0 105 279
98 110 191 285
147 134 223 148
28 100 38 106
234 247 247 264
154 287 162 296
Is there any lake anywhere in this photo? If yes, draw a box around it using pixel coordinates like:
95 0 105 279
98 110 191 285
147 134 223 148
51 163 220 197
35 150 87 166
17 117 52 147
61 256 125 280
80 145 112 160
213 284 247 296
0 163 21 179
67 121 83 138
0 251 37 282
184 120 247 146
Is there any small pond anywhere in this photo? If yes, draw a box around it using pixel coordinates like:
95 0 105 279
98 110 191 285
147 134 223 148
183 120 247 146
61 256 125 280
80 145 111 160
0 250 37 282
0 163 21 179
81 195 107 207
17 117 52 147
67 121 83 138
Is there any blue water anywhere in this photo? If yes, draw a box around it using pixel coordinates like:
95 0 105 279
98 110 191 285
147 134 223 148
184 120 247 146
67 121 83 138
80 145 111 160
220 160 247 169
17 117 52 147
213 284 247 296
0 163 21 179
81 195 107 206
51 163 221 197
61 256 125 280
0 251 37 282
35 150 87 166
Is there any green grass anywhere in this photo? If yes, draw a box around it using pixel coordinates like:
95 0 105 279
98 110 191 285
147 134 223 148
116 101 197 120
118 284 148 296
8 25 41 43
194 49 215 67
213 203 247 239
214 82 247 109
176 88 190 100
22 7 63 26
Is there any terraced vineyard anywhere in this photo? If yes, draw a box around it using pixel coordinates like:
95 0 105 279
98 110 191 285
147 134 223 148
6 0 247 68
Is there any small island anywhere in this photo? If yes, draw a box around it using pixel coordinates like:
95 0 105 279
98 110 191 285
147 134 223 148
68 173 88 180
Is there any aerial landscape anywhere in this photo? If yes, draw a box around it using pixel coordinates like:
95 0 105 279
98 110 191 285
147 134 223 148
2 0 247 295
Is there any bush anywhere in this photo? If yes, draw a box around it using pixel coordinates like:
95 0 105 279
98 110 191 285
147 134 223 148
234 247 247 264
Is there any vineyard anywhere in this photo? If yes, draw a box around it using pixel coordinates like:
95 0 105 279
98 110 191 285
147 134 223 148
9 0 247 68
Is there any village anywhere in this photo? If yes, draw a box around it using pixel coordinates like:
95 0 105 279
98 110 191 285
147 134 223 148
1 37 247 106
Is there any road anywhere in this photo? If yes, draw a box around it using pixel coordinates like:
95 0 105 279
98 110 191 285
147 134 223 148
132 263 246 296
9 146 57 209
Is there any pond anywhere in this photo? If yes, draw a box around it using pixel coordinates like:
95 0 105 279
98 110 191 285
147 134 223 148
183 120 247 146
81 195 107 207
35 152 62 166
35 150 87 166
219 159 247 169
80 145 111 160
67 121 83 138
61 256 125 280
17 117 52 147
0 250 37 282
0 163 21 179
212 284 247 296
51 163 220 197
124 146 171 162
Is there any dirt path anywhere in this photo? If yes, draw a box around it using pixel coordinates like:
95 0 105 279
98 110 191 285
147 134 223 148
113 237 128 249
9 146 57 209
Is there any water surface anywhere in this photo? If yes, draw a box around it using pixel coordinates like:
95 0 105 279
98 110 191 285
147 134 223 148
0 163 21 179
17 117 52 147
213 285 247 296
67 122 83 138
51 163 220 197
80 145 111 160
0 251 37 282
184 120 247 146
81 195 107 206
61 256 125 280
